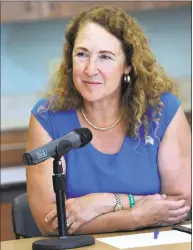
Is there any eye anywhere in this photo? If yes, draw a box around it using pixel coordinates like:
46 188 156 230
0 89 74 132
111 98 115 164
76 52 88 58
100 54 112 60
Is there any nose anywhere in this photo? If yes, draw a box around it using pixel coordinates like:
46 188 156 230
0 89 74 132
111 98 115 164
84 58 98 76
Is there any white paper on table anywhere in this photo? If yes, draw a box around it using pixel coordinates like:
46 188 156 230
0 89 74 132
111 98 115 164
97 230 191 249
182 224 191 229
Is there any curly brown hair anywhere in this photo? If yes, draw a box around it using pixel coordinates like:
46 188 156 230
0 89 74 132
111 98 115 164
45 5 179 138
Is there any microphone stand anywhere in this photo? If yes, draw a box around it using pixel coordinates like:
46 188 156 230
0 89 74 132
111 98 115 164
33 141 95 250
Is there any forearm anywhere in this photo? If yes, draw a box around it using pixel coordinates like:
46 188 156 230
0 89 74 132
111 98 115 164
73 209 141 235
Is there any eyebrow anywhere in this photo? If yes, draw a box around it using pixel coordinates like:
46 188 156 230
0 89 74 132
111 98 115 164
74 47 116 56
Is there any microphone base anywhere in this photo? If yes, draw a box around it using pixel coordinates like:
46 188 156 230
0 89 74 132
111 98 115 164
32 235 95 250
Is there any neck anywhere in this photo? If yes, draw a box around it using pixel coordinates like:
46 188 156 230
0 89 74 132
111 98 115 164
82 98 122 128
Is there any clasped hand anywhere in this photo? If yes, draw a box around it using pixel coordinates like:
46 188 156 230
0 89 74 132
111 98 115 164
44 193 110 234
132 194 190 227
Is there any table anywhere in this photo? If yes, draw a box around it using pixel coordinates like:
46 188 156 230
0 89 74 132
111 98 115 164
1 225 191 250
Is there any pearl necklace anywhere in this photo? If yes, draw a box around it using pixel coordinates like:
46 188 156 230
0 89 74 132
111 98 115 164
80 108 123 131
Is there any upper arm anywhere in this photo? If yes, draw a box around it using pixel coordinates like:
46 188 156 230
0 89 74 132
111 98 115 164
158 105 191 206
25 114 66 234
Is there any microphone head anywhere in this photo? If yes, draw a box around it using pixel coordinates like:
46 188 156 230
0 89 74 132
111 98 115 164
74 128 92 147
23 153 33 165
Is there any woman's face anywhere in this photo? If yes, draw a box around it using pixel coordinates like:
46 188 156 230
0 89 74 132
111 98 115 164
72 22 130 103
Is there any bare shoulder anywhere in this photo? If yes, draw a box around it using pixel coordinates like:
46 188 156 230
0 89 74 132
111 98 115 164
27 113 53 150
165 105 190 133
158 104 191 162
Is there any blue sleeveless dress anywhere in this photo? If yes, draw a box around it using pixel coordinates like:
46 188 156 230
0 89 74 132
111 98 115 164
31 93 181 199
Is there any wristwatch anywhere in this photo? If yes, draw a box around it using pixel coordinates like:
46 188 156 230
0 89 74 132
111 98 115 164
114 194 123 212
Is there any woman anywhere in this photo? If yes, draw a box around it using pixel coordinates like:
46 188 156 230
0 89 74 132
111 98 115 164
26 6 191 236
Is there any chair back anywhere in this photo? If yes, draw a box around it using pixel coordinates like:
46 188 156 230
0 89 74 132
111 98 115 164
12 193 42 239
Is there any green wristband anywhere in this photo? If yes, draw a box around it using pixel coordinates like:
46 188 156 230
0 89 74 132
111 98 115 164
128 194 135 208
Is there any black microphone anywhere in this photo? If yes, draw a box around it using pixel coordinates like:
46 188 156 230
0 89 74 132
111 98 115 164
23 128 92 165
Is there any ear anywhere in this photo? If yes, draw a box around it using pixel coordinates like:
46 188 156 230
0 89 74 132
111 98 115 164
124 66 131 75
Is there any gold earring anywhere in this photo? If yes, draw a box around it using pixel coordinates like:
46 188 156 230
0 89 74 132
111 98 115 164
124 74 131 84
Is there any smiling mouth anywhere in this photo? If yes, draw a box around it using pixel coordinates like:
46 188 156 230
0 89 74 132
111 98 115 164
83 81 102 85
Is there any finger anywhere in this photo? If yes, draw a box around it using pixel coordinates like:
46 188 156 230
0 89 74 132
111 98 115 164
66 206 75 219
51 217 58 231
66 208 74 219
167 213 188 224
169 206 190 217
68 221 81 235
66 215 76 228
167 199 186 210
45 209 57 222
65 211 69 219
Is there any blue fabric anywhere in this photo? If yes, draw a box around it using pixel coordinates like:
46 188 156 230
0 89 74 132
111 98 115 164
31 93 181 199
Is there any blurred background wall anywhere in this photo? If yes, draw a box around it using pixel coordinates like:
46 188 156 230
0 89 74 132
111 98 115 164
0 1 191 241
